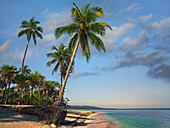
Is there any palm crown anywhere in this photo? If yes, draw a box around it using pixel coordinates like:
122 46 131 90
18 17 43 45
47 44 74 76
55 3 112 61
53 3 112 106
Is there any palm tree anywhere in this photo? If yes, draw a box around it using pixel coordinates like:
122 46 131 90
18 17 43 104
18 17 43 74
19 65 31 75
15 74 28 105
54 3 112 106
27 71 45 105
0 76 5 103
0 65 18 104
43 81 60 105
47 44 74 90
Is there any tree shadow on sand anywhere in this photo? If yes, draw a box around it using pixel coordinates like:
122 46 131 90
0 106 40 123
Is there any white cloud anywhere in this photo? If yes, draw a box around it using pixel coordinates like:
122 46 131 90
146 17 170 30
128 13 153 23
118 3 140 14
147 22 159 29
0 40 10 53
43 33 55 42
121 33 149 51
102 23 134 46
73 72 99 78
160 17 170 28
41 8 72 32
102 13 153 48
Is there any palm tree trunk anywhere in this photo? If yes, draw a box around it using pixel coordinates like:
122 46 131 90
21 40 30 74
28 86 33 105
53 34 80 106
20 40 29 105
19 87 23 105
6 82 11 104
60 64 62 90
2 84 7 104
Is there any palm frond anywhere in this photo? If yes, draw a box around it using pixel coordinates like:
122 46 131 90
52 46 58 52
32 32 37 46
97 22 112 30
34 21 40 24
89 22 106 36
72 2 82 18
46 53 53 58
35 31 43 39
21 20 29 25
82 3 91 16
68 33 78 53
37 27 43 33
18 30 27 37
19 24 29 28
88 32 106 52
52 61 60 75
55 24 78 39
30 17 35 23
47 59 58 67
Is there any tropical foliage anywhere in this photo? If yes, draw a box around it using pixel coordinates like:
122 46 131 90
47 44 74 89
1 3 111 108
18 17 43 74
18 17 43 104
0 65 63 106
54 3 112 106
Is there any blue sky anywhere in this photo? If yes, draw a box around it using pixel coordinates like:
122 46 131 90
0 0 170 108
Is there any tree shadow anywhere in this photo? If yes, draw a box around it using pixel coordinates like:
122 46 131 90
0 106 40 123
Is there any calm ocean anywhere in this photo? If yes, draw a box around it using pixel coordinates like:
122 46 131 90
101 110 170 128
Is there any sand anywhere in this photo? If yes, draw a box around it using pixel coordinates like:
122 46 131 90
60 110 120 128
0 106 119 128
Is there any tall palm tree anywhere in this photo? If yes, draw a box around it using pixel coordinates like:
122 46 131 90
18 17 43 104
18 17 43 74
47 44 74 90
54 3 112 106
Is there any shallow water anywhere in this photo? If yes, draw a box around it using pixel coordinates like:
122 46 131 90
103 110 170 128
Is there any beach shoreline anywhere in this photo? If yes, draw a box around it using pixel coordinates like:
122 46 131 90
87 112 120 128
0 105 119 128
60 110 120 128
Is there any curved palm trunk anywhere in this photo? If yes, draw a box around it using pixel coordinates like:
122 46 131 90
60 64 62 90
20 40 29 105
53 35 80 106
21 40 30 74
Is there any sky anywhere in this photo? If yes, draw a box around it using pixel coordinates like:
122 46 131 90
0 0 170 108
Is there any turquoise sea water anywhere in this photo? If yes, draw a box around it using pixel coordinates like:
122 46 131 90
102 110 170 128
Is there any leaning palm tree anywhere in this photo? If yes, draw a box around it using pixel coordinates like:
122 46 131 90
47 44 74 90
54 3 112 106
18 17 43 74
